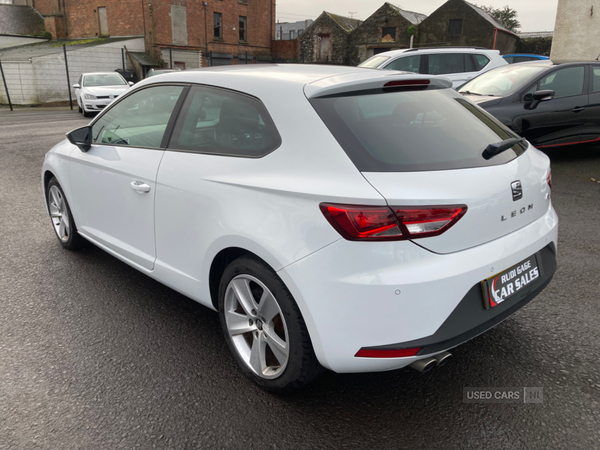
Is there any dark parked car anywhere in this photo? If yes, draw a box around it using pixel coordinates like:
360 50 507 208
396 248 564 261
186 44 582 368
459 61 600 148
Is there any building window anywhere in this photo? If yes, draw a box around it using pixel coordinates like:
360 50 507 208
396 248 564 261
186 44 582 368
298 29 304 36
214 12 222 39
381 27 396 41
239 16 247 41
289 30 295 39
448 19 463 35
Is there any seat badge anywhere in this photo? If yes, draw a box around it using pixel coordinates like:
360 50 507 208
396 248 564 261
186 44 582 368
511 180 523 201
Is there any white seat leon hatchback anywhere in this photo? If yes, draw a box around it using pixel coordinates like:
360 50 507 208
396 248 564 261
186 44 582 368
42 65 558 392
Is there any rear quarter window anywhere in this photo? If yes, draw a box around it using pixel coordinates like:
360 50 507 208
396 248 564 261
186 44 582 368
310 87 526 172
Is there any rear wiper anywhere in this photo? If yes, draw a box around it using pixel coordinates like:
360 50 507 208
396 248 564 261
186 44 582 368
482 137 525 160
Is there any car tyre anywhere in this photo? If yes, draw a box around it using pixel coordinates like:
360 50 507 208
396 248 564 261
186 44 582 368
218 255 324 393
46 177 88 250
83 109 92 118
78 104 82 113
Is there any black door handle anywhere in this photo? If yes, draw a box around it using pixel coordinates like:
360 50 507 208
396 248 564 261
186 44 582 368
572 106 586 113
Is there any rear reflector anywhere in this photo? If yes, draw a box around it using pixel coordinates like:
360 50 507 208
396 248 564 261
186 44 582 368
547 169 552 189
320 203 467 241
355 347 421 358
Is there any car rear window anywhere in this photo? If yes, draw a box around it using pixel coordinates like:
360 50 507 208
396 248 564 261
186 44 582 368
310 87 526 172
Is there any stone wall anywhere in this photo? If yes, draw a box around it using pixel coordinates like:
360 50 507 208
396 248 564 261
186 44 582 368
298 14 352 64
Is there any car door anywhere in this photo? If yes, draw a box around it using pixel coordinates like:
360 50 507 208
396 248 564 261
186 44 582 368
69 84 187 270
580 64 600 143
519 65 588 147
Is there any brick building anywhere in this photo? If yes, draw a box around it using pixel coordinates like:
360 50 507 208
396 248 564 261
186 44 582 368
350 3 426 65
29 0 275 67
298 12 361 64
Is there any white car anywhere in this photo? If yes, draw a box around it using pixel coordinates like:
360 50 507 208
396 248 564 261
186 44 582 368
73 72 133 117
359 47 508 88
43 65 558 392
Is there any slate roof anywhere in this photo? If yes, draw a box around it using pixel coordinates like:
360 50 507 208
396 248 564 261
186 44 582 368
466 2 517 36
0 4 45 37
388 4 427 24
325 12 362 32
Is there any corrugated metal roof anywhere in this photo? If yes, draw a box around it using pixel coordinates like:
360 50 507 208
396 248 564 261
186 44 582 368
518 31 553 39
388 4 427 24
325 12 362 32
0 36 142 60
0 4 44 36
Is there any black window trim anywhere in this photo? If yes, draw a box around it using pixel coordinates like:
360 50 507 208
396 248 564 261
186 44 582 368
87 82 191 151
166 83 282 159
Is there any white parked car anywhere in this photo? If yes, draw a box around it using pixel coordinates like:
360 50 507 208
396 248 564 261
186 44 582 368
359 47 508 88
43 65 557 392
73 72 133 117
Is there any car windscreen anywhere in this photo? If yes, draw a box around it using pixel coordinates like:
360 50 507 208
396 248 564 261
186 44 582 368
310 87 527 172
458 64 548 97
358 55 391 69
83 74 127 87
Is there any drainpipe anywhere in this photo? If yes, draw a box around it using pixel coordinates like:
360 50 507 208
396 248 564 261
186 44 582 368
492 28 498 50
62 0 68 36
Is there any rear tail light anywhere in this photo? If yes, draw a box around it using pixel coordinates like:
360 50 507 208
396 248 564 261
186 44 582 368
547 169 552 189
320 203 467 241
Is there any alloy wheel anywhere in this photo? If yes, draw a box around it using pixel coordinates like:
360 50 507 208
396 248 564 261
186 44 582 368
224 274 289 379
48 185 71 242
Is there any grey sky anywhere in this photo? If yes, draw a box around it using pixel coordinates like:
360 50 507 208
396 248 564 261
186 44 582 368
275 0 559 32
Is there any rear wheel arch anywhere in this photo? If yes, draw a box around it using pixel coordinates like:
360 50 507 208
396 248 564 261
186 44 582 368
209 247 267 310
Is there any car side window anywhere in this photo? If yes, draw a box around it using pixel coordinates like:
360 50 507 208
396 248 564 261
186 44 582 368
427 53 466 75
472 54 490 71
538 66 584 99
384 55 421 73
169 86 281 157
91 85 184 149
592 67 600 92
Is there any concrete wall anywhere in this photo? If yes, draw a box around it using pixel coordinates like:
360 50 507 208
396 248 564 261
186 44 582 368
0 37 144 104
0 35 47 49
551 0 600 61
159 47 202 69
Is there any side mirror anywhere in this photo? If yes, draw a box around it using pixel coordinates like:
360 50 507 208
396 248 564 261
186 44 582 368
73 83 81 89
526 89 555 110
128 81 134 86
67 126 92 152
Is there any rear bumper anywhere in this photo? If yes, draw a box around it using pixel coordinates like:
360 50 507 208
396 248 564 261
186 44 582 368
278 205 558 373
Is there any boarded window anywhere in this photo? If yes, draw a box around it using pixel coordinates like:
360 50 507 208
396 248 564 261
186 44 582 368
171 5 188 46
98 7 108 36
448 19 463 35
214 12 222 39
381 27 396 42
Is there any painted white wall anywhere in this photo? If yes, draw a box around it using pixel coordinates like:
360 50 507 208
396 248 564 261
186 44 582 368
0 36 47 49
550 0 600 61
0 37 144 104
160 48 202 70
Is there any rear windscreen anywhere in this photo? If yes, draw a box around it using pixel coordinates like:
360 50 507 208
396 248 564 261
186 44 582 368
310 88 526 172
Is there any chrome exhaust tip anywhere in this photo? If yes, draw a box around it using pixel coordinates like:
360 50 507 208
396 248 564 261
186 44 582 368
433 351 452 367
409 357 437 373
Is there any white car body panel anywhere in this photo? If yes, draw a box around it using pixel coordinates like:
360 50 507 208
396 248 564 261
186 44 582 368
360 48 508 89
42 65 558 375
68 145 163 270
362 146 552 254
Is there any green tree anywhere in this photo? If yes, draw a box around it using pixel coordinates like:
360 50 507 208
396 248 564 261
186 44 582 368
477 5 521 32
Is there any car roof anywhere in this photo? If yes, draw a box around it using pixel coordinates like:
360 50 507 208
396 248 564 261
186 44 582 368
374 47 500 58
131 64 453 99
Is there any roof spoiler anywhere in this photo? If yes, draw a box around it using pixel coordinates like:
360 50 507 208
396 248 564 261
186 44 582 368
305 73 452 99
